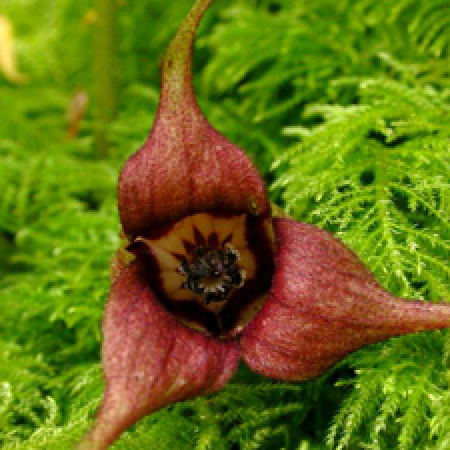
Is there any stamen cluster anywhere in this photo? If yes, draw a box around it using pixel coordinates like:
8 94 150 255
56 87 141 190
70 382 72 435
179 245 244 304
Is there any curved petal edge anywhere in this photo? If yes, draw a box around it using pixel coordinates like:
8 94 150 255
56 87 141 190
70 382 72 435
79 262 239 450
240 218 450 381
118 0 269 237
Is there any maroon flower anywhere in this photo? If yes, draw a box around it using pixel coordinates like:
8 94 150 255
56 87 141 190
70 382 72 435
79 1 450 448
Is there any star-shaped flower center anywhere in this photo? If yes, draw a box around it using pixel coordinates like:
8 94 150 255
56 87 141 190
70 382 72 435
129 213 275 338
179 244 244 304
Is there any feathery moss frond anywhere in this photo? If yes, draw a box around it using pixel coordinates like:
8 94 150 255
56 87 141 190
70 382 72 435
327 332 449 449
1 0 449 448
274 79 449 300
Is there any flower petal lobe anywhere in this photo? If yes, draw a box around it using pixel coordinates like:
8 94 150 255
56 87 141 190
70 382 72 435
240 219 450 381
118 0 269 237
80 262 238 449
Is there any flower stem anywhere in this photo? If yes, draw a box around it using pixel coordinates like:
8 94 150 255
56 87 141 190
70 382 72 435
93 0 117 157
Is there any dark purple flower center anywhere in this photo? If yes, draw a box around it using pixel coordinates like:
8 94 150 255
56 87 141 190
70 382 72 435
128 213 275 338
179 244 244 304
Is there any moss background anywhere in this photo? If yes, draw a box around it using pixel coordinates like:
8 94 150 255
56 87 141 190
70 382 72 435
0 0 448 448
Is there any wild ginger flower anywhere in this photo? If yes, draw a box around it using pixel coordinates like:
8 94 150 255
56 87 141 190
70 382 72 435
79 1 450 448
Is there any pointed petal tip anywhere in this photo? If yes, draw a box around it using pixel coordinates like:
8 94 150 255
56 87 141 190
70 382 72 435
240 218 450 381
161 0 214 105
80 263 238 448
117 0 269 236
76 400 130 450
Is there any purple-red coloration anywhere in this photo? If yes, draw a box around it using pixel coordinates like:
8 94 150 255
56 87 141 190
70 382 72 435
80 263 238 449
118 0 269 237
79 0 450 448
240 220 450 380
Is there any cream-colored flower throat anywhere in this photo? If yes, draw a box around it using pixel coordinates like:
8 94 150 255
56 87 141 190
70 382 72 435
130 213 275 338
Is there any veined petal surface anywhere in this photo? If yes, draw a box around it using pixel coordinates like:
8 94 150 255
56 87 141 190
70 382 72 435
79 262 239 450
118 0 269 237
240 219 450 381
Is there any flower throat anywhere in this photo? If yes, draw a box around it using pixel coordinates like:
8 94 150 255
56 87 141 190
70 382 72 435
128 213 275 337
179 244 244 304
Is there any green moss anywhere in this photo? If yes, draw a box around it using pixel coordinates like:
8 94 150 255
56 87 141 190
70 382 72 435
0 0 448 448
